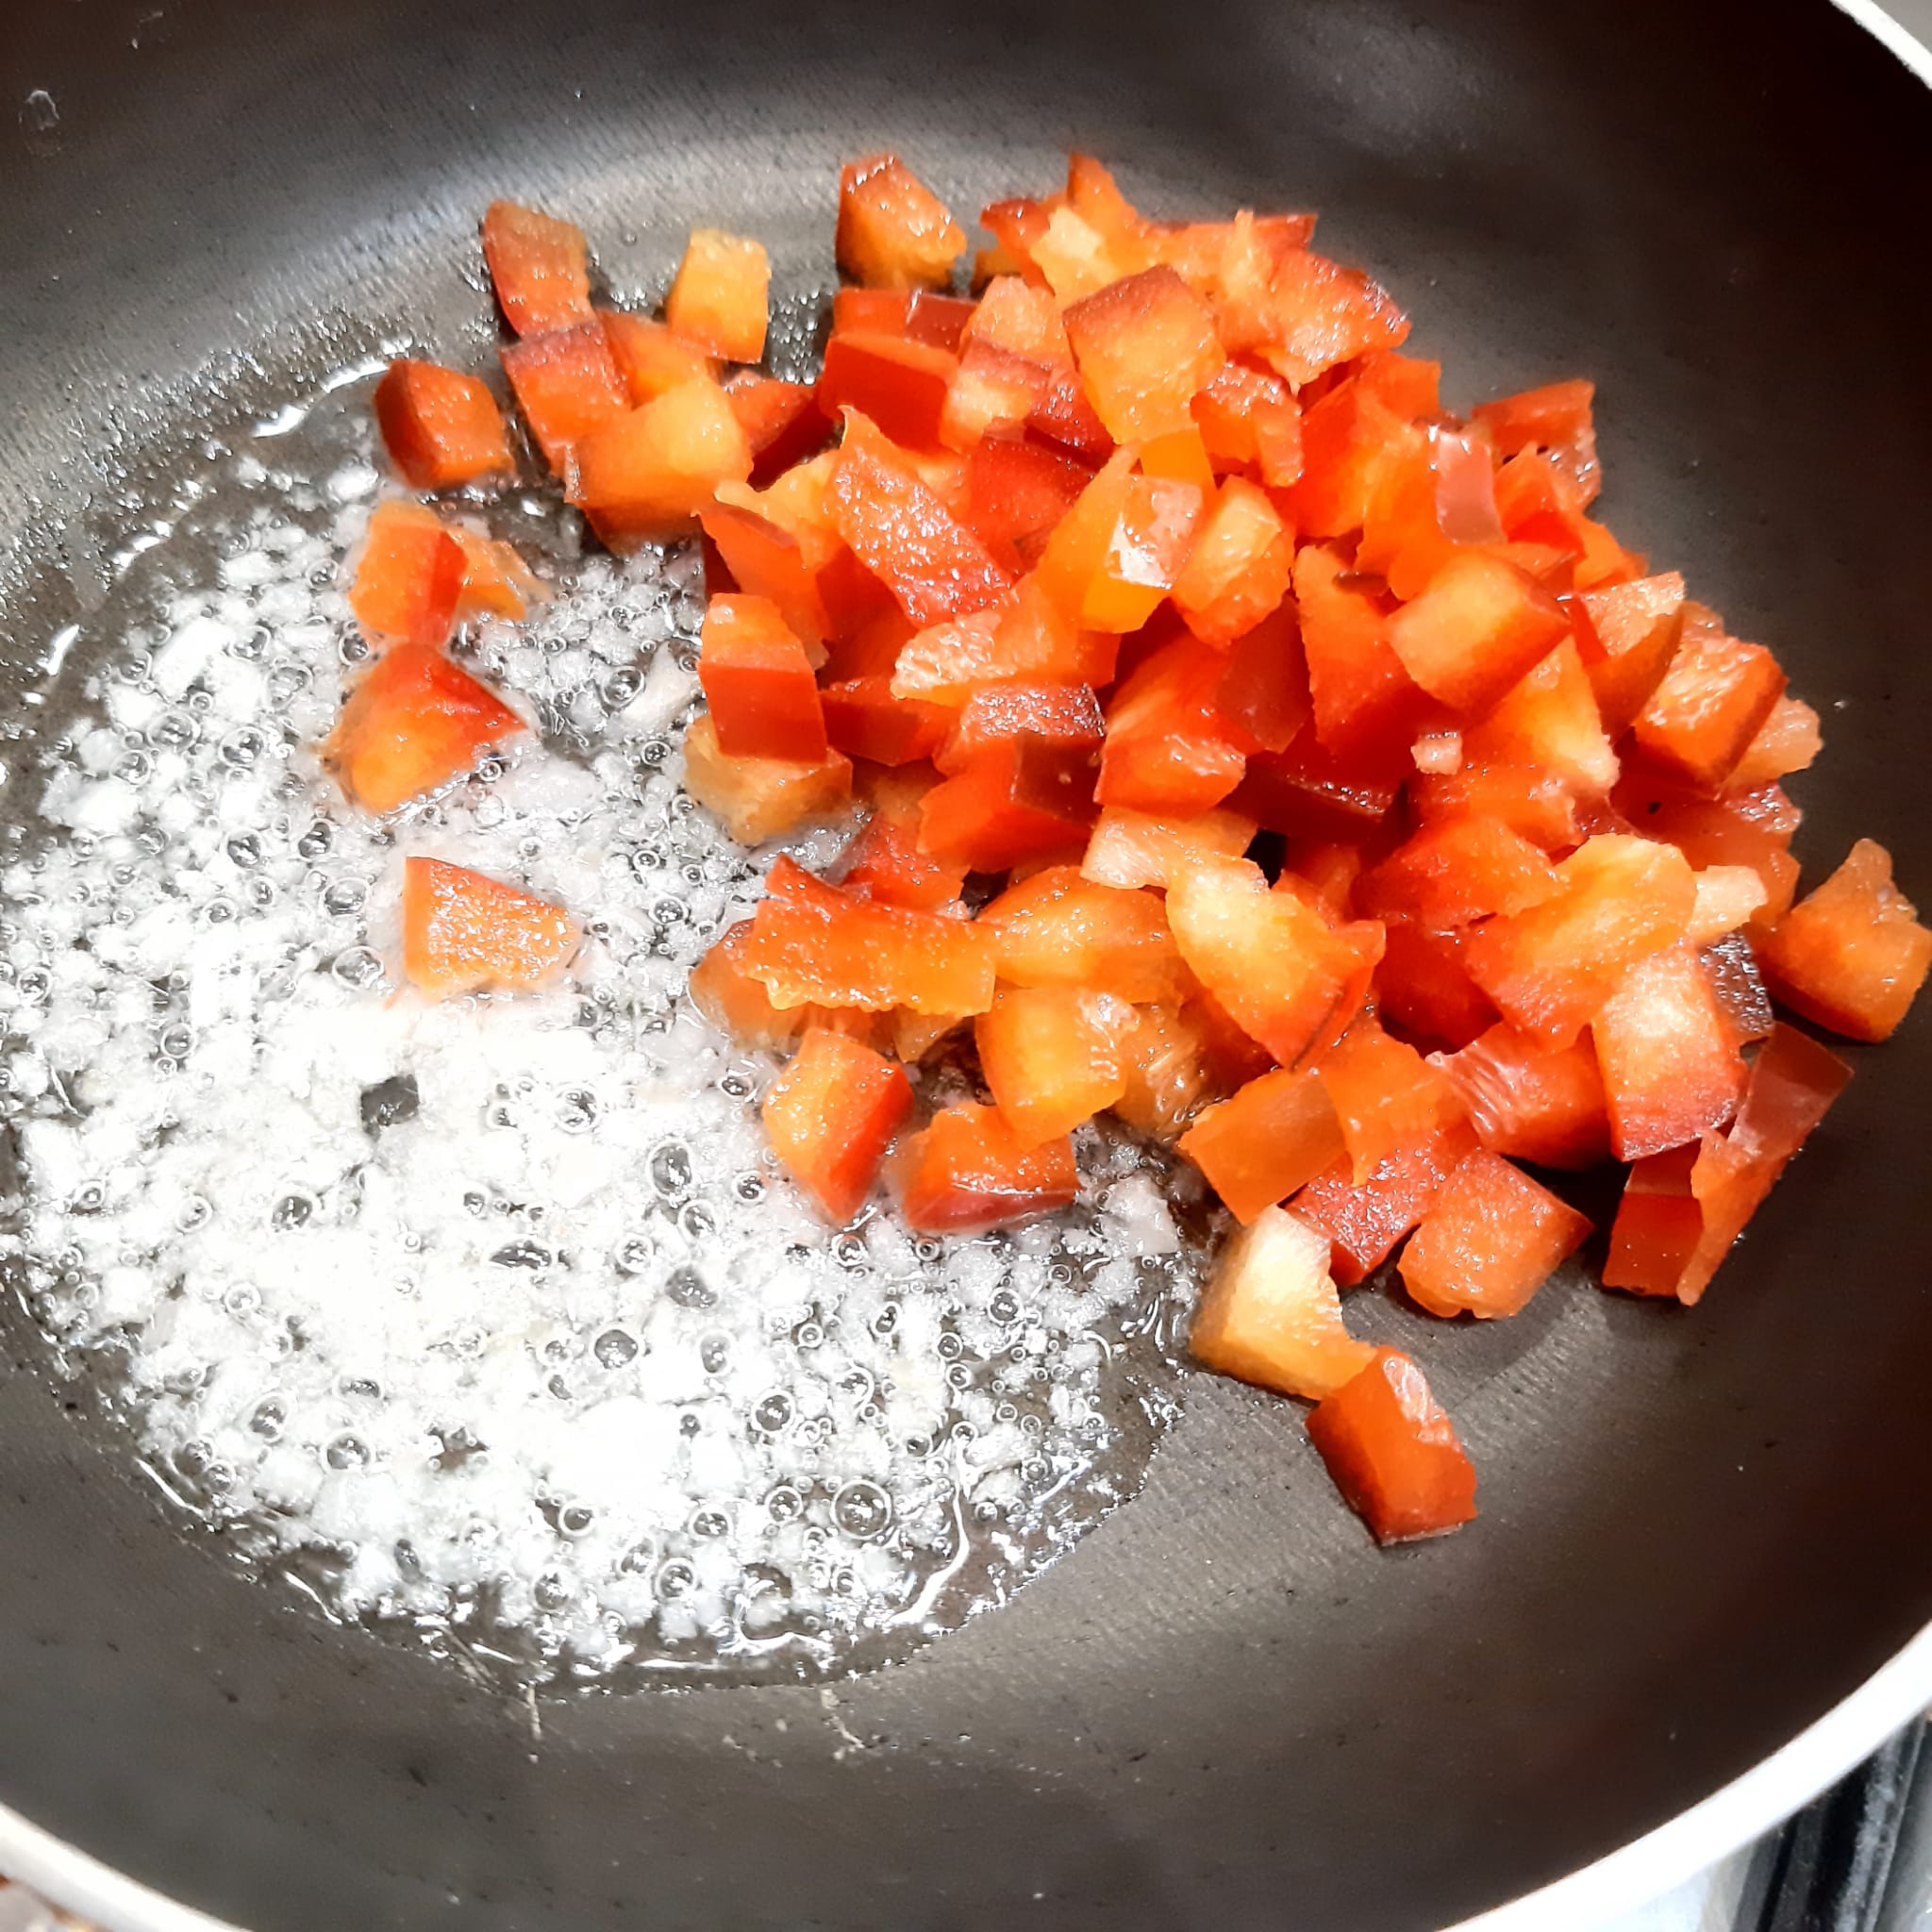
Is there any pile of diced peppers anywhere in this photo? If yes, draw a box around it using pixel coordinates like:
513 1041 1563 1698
328 150 1931 1548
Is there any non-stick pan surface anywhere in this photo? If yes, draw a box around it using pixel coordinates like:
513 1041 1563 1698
2 2 1930 1928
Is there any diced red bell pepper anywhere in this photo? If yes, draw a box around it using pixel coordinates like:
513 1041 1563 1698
1191 1206 1374 1400
838 772 968 909
1079 805 1257 892
1178 1066 1346 1224
481 200 594 338
680 714 853 845
938 338 1051 449
602 313 719 405
818 329 959 452
1191 361 1305 487
891 579 1112 705
1029 205 1143 303
738 856 997 1015
1139 424 1218 499
1590 943 1747 1160
1602 1022 1851 1304
761 1027 913 1224
1758 838 1932 1042
1295 543 1436 762
961 437 1091 575
325 641 525 814
1465 637 1617 798
1374 924 1499 1052
1356 425 1503 601
1701 929 1776 1043
1252 248 1410 389
1109 1002 1226 1140
689 919 808 1051
820 676 951 767
829 437 1013 625
1061 266 1222 440
697 498 832 646
1096 634 1249 818
696 593 827 762
500 321 630 475
918 736 1098 871
664 227 770 361
1398 1149 1591 1320
1472 378 1598 503
1430 1022 1611 1169
1575 570 1686 734
1307 1348 1476 1543
348 502 467 650
401 857 579 997
1726 695 1822 793
978 866 1191 1004
373 359 516 491
446 524 543 623
1317 1018 1467 1185
1165 855 1379 1066
721 373 833 482
1384 551 1571 715
568 377 754 544
830 288 975 356
1357 815 1561 928
1288 380 1420 541
1463 833 1697 1047
1630 626 1787 793
1168 478 1292 647
936 682 1104 774
1411 761 1578 851
1634 788 1801 927
1291 1116 1480 1286
892 1101 1077 1235
1215 604 1313 757
1493 451 1641 591
1228 733 1404 845
977 194 1058 285
1088 473 1208 634
837 153 968 291
976 985 1132 1145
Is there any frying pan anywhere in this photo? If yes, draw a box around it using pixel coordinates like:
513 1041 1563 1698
3 2 1931 1927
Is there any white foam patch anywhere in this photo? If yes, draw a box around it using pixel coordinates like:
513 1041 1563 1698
0 421 1192 1682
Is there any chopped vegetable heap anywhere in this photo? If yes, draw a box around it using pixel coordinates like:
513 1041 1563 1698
338 151 1928 1548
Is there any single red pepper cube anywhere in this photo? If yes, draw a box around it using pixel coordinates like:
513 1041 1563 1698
1096 636 1248 818
837 153 967 291
698 498 832 647
568 377 754 544
961 437 1091 576
761 1028 913 1224
1576 570 1686 733
721 373 833 482
664 227 770 362
918 736 1099 872
1465 636 1618 800
1430 1023 1611 1169
401 857 579 998
1374 924 1499 1053
832 286 976 351
1028 363 1117 463
1255 249 1410 390
1191 362 1305 486
978 866 1191 1005
500 322 628 475
1178 1066 1345 1224
1291 1117 1481 1285
1601 1142 1706 1300
739 857 997 1016
1758 838 1932 1042
1318 1018 1468 1185
697 594 827 762
1384 551 1571 715
602 313 719 406
1472 378 1598 503
1307 1349 1476 1544
892 1101 1077 1236
828 439 1013 626
890 581 1113 706
935 682 1103 775
976 985 1132 1147
680 716 853 846
1062 265 1225 443
1288 381 1420 541
1225 732 1404 846
939 338 1053 451
1411 761 1578 851
1631 627 1788 793
838 774 967 910
348 502 467 651
689 920 808 1052
1081 473 1207 634
1463 833 1697 1047
1165 855 1372 1067
1493 450 1641 591
1357 815 1562 929
1214 604 1313 758
1357 425 1504 601
1729 695 1823 792
1294 543 1436 764
821 676 951 767
373 359 515 491
1636 790 1801 928
817 330 960 452
1591 943 1748 1161
1171 477 1293 648
1398 1150 1591 1321
1080 806 1257 893
481 200 594 338
978 196 1055 284
325 641 525 815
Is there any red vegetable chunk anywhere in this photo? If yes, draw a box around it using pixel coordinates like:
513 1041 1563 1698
373 359 515 491
1591 943 1746 1160
1307 1350 1477 1544
1062 266 1225 443
761 1029 913 1224
500 322 629 474
1291 1117 1480 1286
1431 1024 1611 1169
326 641 525 814
892 1102 1077 1235
349 503 467 651
482 200 594 338
697 594 828 762
402 858 579 997
1398 1149 1591 1319
829 440 1013 625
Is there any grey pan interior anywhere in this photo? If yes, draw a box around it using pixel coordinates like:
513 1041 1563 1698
2 2 1931 1928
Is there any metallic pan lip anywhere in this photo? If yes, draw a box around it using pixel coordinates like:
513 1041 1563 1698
1 5 1927 1928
